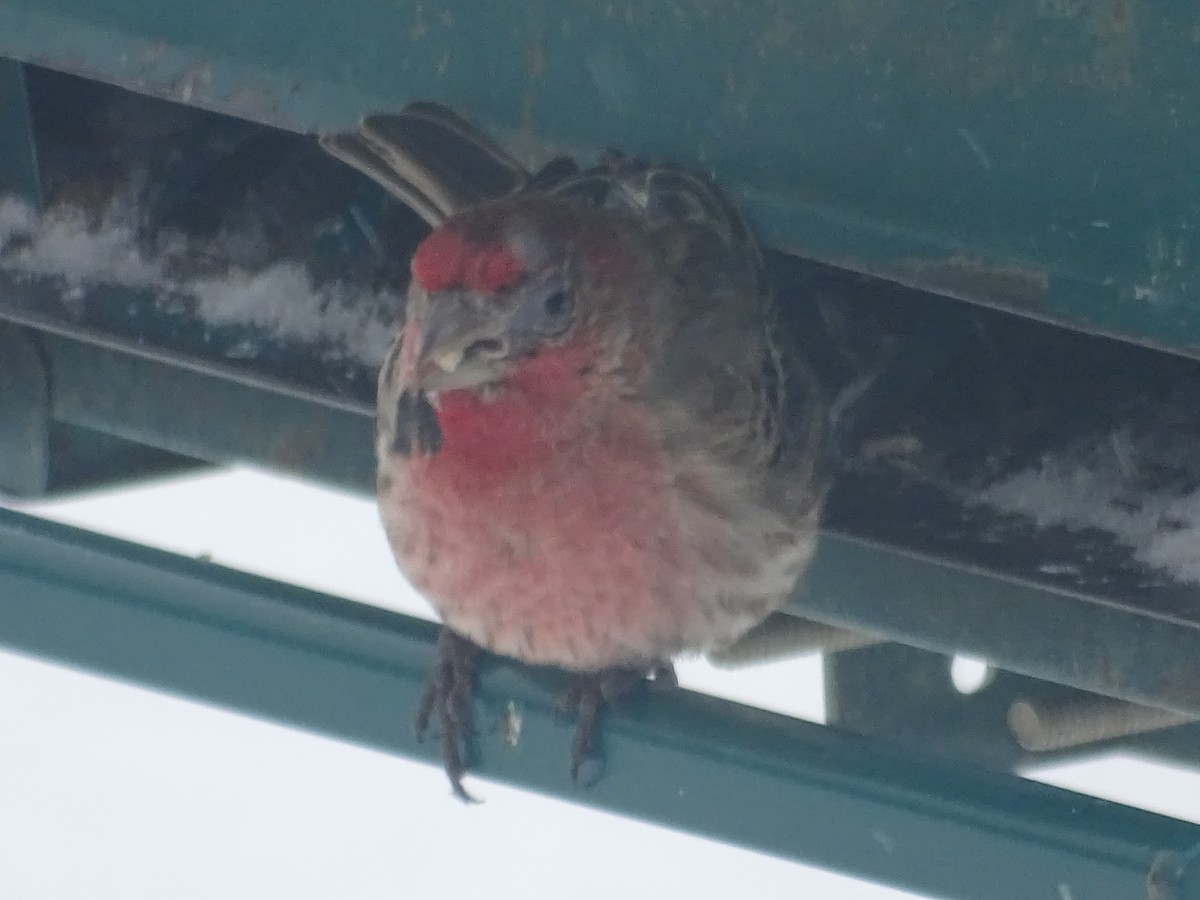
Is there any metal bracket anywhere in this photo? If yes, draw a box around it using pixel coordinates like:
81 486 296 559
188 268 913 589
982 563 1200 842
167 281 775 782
826 643 1200 770
0 323 50 494
0 57 41 205
0 324 205 497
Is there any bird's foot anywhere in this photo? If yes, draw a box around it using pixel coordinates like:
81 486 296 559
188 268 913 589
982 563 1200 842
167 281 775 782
415 628 482 802
556 662 677 785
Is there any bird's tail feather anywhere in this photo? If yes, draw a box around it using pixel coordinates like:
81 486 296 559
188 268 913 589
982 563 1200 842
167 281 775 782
319 102 535 225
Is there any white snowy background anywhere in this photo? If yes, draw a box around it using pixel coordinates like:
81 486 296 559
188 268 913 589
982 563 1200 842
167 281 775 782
2 465 1199 900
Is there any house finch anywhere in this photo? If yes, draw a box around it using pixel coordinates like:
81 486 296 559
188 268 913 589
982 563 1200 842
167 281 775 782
321 104 830 799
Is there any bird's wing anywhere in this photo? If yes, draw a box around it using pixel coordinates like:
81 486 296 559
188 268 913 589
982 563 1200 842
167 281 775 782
321 106 830 516
575 159 830 516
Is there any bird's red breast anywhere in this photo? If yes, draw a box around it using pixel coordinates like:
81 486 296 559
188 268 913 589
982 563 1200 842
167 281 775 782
382 368 718 670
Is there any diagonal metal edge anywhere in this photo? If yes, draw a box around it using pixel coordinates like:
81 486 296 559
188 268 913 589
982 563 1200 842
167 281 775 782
9 321 1200 719
0 57 40 205
0 506 1198 900
1 320 1196 721
796 530 1200 719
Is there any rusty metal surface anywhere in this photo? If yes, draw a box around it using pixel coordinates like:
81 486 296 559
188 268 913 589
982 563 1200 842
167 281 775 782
0 2 1199 352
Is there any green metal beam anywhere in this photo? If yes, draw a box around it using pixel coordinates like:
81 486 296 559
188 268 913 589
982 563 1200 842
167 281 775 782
0 506 1198 900
7 327 1199 719
800 532 1200 720
0 324 204 496
38 332 374 492
1 4 1199 356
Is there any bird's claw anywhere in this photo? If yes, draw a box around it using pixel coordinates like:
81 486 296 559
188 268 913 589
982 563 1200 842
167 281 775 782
415 628 482 802
556 662 676 786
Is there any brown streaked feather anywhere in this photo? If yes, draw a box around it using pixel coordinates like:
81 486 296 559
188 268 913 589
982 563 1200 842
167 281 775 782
321 103 578 226
345 101 827 531
319 131 448 227
327 103 829 650
600 161 829 537
320 104 529 224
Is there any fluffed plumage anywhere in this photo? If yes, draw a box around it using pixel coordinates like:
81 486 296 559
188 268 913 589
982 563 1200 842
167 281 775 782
321 104 829 797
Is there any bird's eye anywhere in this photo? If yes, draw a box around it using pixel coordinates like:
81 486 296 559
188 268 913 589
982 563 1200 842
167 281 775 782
514 276 574 339
543 289 570 319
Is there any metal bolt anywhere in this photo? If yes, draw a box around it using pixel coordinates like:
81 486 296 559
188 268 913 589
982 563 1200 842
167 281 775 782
1008 694 1196 752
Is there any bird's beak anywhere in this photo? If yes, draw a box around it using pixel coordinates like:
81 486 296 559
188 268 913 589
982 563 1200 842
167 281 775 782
412 293 513 393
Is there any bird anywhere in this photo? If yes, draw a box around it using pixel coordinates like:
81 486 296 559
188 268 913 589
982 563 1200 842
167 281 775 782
320 103 831 800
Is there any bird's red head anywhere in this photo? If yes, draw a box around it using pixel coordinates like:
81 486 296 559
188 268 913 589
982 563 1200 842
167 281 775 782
410 227 521 295
391 212 628 473
397 211 596 402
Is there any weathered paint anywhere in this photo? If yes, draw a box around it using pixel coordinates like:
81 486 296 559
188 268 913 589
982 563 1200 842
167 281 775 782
1 0 1199 352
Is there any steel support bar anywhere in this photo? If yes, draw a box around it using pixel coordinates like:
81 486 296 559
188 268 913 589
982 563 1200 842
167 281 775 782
799 534 1200 720
0 506 1198 900
824 644 1200 770
10 327 1200 720
1 5 1200 355
36 332 374 491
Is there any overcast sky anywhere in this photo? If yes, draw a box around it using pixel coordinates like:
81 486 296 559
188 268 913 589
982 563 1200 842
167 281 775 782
2 466 1197 899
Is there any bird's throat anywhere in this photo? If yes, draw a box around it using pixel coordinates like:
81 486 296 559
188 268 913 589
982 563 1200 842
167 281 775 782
426 345 598 483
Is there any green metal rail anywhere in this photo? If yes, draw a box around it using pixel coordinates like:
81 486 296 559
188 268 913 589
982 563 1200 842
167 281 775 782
1 505 1198 900
7 328 1199 728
